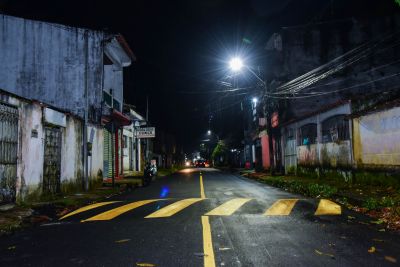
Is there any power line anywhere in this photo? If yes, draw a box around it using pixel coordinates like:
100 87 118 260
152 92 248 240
266 71 400 99
273 58 400 95
273 30 400 95
177 86 255 94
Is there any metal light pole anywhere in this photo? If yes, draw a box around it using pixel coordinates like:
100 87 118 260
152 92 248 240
227 57 275 173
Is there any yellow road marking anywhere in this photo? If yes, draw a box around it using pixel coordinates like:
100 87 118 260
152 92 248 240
264 199 298 216
136 263 156 267
315 199 341 215
82 199 163 222
201 216 216 267
145 198 205 218
205 198 252 216
59 201 120 220
200 174 206 199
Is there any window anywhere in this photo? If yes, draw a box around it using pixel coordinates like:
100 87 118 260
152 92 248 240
322 115 349 143
298 123 317 146
123 135 128 148
285 128 295 140
103 91 112 107
113 98 120 111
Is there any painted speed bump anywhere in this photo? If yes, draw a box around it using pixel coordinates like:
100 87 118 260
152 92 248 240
82 199 165 222
205 198 252 216
264 199 298 216
314 199 341 215
60 198 342 222
59 201 120 220
145 198 205 218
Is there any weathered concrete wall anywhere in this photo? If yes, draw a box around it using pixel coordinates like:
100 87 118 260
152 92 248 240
0 91 92 200
60 117 83 184
283 103 352 169
18 100 44 199
123 128 133 171
297 144 318 166
88 125 104 179
353 106 400 167
297 141 351 168
0 14 104 118
320 141 351 167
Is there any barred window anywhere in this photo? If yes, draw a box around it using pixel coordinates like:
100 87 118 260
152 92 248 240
298 123 317 146
286 128 295 140
322 115 349 143
123 135 128 148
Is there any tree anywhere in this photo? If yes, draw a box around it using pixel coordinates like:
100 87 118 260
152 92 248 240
211 140 228 166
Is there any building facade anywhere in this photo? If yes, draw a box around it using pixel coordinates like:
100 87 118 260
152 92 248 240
0 14 134 202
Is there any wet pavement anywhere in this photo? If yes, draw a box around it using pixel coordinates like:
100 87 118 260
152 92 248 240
0 168 399 266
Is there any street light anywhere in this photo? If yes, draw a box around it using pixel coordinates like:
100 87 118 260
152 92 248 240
206 130 219 141
229 57 243 72
225 55 275 173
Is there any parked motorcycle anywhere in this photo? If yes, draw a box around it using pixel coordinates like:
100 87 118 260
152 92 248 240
143 162 157 186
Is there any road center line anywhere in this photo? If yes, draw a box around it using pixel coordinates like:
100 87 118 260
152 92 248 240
201 216 216 267
200 173 206 198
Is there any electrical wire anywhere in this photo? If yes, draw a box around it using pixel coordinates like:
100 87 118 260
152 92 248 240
177 86 255 94
273 31 400 95
272 58 400 95
266 71 400 99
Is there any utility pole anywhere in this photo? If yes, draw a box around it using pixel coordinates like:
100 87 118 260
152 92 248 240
146 96 149 162
83 30 89 191
263 80 275 175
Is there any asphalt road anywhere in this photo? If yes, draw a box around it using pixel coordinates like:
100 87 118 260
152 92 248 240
1 168 399 267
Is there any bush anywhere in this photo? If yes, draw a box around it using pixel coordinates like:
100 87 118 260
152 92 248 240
363 196 399 211
380 196 396 207
261 177 338 198
307 183 338 198
363 198 380 210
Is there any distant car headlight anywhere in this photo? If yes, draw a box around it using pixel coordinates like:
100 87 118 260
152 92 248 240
185 162 190 166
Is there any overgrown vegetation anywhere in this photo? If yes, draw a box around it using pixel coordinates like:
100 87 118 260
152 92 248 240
252 175 338 198
242 171 400 230
211 140 228 166
363 196 400 211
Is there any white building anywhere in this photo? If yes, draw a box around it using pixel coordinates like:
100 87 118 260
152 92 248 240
0 14 134 202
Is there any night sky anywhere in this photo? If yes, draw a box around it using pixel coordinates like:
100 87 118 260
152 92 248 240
0 0 397 151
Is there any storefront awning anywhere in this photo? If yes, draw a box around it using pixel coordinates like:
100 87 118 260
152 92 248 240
102 109 132 127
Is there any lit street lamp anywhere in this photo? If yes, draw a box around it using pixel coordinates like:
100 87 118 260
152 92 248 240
226 55 275 173
229 57 243 72
207 129 220 141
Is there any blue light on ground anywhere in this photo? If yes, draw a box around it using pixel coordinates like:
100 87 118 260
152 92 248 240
160 186 170 198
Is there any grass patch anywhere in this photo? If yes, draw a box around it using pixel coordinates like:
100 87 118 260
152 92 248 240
255 175 338 198
363 196 400 211
244 171 400 231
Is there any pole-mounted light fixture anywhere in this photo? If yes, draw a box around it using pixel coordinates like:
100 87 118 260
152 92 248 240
229 57 243 72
